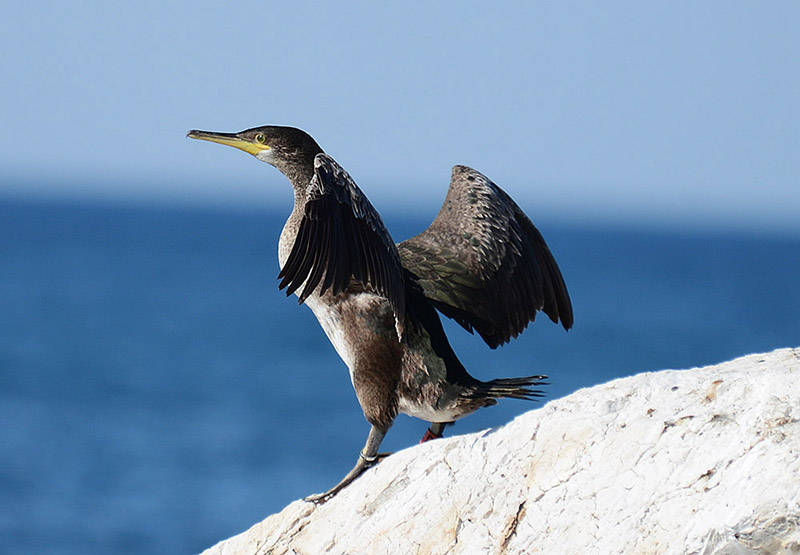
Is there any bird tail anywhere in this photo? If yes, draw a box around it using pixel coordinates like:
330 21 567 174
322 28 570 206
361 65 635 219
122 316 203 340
466 374 549 401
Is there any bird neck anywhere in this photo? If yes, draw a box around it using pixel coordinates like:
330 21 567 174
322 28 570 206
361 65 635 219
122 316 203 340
277 163 316 270
274 148 323 268
281 162 316 196
278 187 310 271
272 147 321 199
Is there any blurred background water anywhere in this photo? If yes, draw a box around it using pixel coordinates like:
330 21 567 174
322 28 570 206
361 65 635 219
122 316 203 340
1 196 798 554
3 2 799 552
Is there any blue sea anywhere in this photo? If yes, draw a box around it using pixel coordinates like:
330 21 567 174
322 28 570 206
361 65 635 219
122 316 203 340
1 196 798 554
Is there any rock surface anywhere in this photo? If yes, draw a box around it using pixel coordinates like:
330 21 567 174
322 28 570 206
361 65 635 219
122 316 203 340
202 348 800 555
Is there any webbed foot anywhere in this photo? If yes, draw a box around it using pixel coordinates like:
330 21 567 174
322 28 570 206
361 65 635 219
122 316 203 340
305 425 388 504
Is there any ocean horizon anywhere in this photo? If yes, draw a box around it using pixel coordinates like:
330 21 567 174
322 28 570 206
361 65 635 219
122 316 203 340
2 195 798 554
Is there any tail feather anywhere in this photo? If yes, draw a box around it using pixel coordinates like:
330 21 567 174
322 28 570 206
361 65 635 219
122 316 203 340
466 374 548 401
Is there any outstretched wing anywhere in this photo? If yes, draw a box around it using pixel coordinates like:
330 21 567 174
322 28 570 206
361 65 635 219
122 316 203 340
398 165 573 348
278 153 409 333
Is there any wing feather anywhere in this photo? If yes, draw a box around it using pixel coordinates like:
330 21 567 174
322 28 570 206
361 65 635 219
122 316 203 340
277 153 410 333
398 165 573 348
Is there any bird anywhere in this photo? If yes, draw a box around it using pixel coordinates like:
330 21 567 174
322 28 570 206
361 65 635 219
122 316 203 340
187 125 573 502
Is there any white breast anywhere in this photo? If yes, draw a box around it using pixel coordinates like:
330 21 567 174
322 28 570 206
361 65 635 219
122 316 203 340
303 295 357 385
397 398 462 423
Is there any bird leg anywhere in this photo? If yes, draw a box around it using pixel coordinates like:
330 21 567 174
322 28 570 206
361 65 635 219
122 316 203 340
305 425 387 504
419 421 451 443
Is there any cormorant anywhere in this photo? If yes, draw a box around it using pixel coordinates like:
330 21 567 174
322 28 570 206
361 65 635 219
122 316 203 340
187 125 573 502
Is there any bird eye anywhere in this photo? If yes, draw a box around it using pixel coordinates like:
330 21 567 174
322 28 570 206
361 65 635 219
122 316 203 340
255 133 267 144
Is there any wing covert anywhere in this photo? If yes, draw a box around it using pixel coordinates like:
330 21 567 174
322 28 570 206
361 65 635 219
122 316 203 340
398 165 573 348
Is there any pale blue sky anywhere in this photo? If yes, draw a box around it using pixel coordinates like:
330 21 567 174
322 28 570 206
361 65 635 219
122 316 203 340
2 2 798 230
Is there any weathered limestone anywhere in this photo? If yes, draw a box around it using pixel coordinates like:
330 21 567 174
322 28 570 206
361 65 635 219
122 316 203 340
202 348 800 555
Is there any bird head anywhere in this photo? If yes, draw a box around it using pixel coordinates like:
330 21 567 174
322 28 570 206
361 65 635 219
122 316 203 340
187 125 323 184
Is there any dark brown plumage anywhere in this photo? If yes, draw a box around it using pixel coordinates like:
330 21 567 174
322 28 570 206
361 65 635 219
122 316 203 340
187 125 573 502
399 164 573 348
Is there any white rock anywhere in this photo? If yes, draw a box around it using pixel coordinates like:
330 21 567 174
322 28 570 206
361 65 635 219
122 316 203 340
201 348 800 555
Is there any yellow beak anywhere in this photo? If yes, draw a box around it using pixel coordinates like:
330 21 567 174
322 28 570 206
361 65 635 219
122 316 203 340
186 129 270 156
